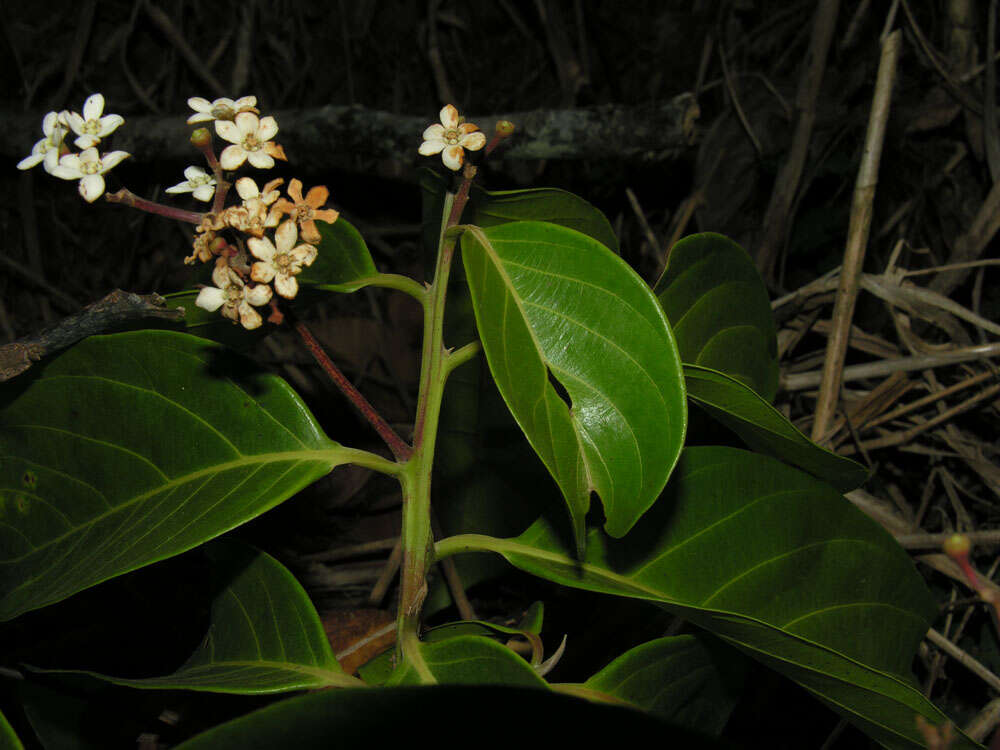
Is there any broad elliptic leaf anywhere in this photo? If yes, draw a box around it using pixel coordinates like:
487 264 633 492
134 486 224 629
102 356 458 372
174 685 728 748
654 233 778 402
569 633 747 737
61 541 358 693
462 447 977 749
685 365 868 492
0 709 23 750
297 217 378 293
470 185 620 253
460 221 686 550
362 635 547 688
0 330 354 622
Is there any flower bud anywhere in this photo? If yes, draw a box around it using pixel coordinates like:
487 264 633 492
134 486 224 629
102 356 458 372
190 127 212 148
495 120 515 137
943 533 971 558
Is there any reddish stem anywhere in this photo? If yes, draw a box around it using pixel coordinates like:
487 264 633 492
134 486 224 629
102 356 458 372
293 319 412 461
104 189 204 224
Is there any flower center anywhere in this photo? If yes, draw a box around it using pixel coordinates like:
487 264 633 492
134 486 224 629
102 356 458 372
224 284 243 303
442 128 462 146
81 160 101 175
274 252 293 271
82 119 101 135
190 174 211 187
242 133 262 151
295 204 314 222
211 104 235 121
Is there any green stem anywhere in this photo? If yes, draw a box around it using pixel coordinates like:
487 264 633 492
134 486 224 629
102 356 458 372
395 191 462 680
445 340 481 375
434 533 507 560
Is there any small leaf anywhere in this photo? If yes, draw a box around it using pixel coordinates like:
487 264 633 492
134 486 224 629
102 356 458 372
0 709 23 750
385 636 548 688
460 221 686 550
53 541 357 693
685 365 868 492
0 330 354 621
470 185 619 253
297 217 379 292
173 685 726 748
466 447 976 749
576 633 747 736
654 233 778 401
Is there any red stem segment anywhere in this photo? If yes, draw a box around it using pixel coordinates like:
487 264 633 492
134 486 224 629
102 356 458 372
294 319 412 461
104 189 204 224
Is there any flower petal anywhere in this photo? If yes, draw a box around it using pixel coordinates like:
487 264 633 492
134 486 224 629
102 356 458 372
16 153 45 170
258 116 278 141
188 97 213 112
233 95 257 110
245 283 273 306
305 185 329 208
274 273 299 299
439 104 459 129
187 112 214 124
248 236 276 262
460 131 486 151
195 287 226 312
219 144 248 170
246 150 275 169
235 111 260 137
99 151 130 173
78 174 106 203
82 93 105 122
165 181 194 194
63 112 85 135
290 244 318 267
275 220 298 252
250 261 276 284
192 184 216 202
214 119 241 145
238 303 263 330
97 114 125 137
422 124 446 141
235 177 260 201
441 145 464 171
74 134 100 150
419 140 445 156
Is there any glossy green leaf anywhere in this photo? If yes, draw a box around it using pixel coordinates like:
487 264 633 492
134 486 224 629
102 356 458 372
572 633 747 736
470 185 619 253
460 221 686 550
0 709 23 750
296 217 379 292
362 635 546 688
685 365 868 492
174 685 727 748
61 541 357 693
458 446 977 749
654 233 778 402
0 330 354 622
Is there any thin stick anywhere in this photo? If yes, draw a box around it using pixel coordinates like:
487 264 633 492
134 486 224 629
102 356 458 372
811 30 901 442
293 319 412 461
625 187 663 261
926 628 1000 693
367 537 402 607
863 369 998 432
898 530 1000 551
756 0 840 278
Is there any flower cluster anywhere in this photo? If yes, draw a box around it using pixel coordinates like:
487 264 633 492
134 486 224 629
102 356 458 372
179 95 335 330
16 92 339 331
17 94 129 203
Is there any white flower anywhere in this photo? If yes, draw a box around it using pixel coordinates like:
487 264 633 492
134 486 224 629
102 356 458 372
49 147 130 203
17 111 69 173
418 104 486 171
248 220 317 299
195 264 273 330
215 112 286 169
63 94 124 150
223 176 284 237
187 96 258 125
165 166 217 202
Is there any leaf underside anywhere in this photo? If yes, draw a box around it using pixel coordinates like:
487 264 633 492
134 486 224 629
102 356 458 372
0 330 346 622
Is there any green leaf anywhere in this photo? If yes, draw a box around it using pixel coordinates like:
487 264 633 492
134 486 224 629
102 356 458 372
0 330 355 622
0 709 23 750
462 446 977 749
297 217 379 292
54 541 357 693
654 233 778 402
173 685 727 748
470 185 619 253
574 633 747 736
685 365 868 492
386 636 548 688
460 221 686 550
